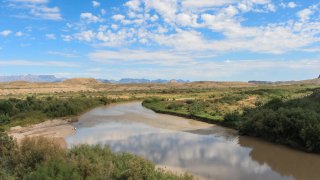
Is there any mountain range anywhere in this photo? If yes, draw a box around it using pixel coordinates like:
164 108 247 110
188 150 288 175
97 78 190 84
0 75 190 84
0 75 65 83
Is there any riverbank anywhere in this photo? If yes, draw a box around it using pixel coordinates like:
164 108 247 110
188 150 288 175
8 118 77 148
142 92 320 153
142 100 237 129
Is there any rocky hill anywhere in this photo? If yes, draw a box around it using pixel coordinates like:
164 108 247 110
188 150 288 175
62 78 100 85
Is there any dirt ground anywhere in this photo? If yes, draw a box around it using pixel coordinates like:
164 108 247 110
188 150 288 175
8 119 76 148
0 78 255 96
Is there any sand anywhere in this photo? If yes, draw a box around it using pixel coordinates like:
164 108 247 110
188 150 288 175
8 119 76 148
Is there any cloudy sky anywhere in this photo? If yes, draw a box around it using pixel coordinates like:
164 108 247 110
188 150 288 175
0 0 319 81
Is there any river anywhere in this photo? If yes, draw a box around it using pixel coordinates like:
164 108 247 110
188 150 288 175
66 102 320 180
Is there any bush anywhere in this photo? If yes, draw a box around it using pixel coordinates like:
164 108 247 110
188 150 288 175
239 95 320 153
25 160 81 180
0 136 192 179
166 102 184 110
0 115 10 125
188 101 205 116
0 96 108 129
223 112 241 127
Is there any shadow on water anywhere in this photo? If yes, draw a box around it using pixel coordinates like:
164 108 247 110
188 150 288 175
66 102 320 180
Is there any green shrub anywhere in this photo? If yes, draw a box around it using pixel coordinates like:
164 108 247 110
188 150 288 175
0 114 10 125
188 101 205 115
0 135 192 179
166 102 184 110
25 160 81 180
239 95 320 153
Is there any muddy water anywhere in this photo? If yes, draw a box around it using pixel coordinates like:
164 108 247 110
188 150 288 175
66 102 320 180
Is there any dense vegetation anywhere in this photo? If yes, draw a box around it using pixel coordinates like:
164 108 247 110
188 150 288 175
237 90 320 152
0 132 192 180
0 96 113 130
143 86 320 153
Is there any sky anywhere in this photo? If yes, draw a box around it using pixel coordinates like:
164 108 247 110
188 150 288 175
0 0 319 81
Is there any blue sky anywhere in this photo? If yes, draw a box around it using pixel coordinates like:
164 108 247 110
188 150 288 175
0 0 319 81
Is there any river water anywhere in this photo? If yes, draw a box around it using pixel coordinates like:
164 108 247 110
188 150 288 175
66 102 320 180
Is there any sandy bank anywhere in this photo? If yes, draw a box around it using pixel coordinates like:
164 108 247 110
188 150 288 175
8 119 76 148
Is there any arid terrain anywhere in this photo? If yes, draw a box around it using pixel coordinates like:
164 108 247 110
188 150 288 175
0 78 255 97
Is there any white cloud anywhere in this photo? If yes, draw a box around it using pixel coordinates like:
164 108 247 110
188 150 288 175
297 5 318 22
287 2 297 8
48 51 78 58
89 50 195 66
96 29 136 47
74 30 95 42
88 49 320 80
0 30 12 37
98 25 108 32
11 0 48 3
61 35 72 42
112 14 125 21
65 0 320 55
45 33 56 39
0 60 78 67
8 0 62 20
125 0 141 11
15 31 24 36
92 1 100 8
297 9 312 22
181 0 233 8
111 24 118 30
101 9 106 15
80 12 102 23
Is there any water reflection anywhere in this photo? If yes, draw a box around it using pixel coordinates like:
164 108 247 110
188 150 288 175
239 137 320 180
66 102 320 180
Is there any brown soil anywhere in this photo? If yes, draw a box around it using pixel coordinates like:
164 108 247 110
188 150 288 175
8 119 76 148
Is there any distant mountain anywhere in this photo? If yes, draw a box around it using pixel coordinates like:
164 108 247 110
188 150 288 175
0 75 190 84
97 78 190 84
118 78 151 84
249 75 320 85
0 75 65 83
248 80 277 84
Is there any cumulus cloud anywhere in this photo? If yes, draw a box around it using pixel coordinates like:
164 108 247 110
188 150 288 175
287 2 297 8
0 30 12 37
8 0 62 20
112 14 125 21
297 4 319 22
74 30 95 42
80 12 102 23
92 1 100 8
61 1 320 57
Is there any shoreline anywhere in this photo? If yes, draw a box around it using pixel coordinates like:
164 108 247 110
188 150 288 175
8 118 77 148
141 102 237 129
